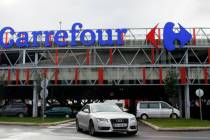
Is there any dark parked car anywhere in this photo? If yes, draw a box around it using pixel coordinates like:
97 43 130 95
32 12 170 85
0 103 28 117
44 107 73 118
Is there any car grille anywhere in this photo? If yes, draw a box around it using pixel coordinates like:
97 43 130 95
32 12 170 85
110 119 128 129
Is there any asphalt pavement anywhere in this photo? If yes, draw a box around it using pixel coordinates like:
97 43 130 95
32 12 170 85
0 122 210 140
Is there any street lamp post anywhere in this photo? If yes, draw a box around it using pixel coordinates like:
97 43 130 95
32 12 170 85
59 21 62 30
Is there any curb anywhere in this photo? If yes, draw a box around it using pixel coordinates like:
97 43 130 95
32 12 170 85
141 120 210 131
0 119 75 126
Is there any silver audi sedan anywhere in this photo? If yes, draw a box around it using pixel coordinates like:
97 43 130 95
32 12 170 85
76 103 138 136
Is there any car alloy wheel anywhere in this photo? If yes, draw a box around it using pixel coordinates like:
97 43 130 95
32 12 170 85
18 113 24 118
171 113 178 119
89 121 96 136
141 114 148 120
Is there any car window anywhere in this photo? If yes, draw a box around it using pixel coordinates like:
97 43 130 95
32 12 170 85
10 104 25 108
82 105 90 113
161 102 171 109
116 103 123 108
62 107 71 111
51 107 60 111
149 103 160 109
140 103 148 109
92 104 122 113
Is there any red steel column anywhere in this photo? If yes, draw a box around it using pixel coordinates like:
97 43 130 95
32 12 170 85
143 68 146 84
158 28 161 45
54 68 58 84
204 67 208 84
25 69 30 85
193 28 196 45
86 49 90 65
55 49 58 65
75 67 79 84
124 99 129 108
16 69 19 85
180 67 187 84
98 67 104 84
151 48 155 64
159 66 163 85
109 48 113 65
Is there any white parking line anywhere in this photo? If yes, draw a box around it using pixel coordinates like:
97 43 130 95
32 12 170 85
47 121 76 129
0 132 40 140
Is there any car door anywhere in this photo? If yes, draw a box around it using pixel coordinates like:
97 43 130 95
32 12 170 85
160 102 172 118
82 105 91 129
1 106 8 115
148 102 160 118
78 105 90 130
61 107 68 116
3 105 13 115
56 107 65 116
137 102 148 117
47 108 56 116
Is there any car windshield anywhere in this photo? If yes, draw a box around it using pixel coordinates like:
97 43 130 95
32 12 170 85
92 104 122 113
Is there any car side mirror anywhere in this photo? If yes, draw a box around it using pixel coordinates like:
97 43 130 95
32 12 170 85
83 109 90 113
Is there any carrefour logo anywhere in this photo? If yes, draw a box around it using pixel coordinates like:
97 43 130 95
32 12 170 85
0 23 127 49
146 22 192 51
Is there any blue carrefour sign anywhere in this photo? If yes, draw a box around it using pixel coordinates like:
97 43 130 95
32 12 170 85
0 22 192 52
0 23 128 49
147 22 192 51
163 22 192 51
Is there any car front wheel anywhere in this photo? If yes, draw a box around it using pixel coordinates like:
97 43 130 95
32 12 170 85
65 114 70 118
18 113 24 118
141 114 148 120
170 113 178 119
89 120 96 136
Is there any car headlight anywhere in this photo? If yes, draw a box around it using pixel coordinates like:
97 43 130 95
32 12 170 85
130 117 137 122
96 118 109 122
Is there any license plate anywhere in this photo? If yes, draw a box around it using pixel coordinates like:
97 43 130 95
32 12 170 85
113 123 127 127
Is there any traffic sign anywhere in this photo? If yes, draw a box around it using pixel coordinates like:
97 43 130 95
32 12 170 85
195 89 204 98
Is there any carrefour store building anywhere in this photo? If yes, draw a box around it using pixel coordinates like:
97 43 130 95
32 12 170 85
0 22 210 119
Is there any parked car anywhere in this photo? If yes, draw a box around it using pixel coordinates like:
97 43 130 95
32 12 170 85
136 101 180 119
44 107 73 118
76 103 138 136
0 103 28 117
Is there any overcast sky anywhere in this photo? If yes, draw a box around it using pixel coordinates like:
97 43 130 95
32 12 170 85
0 0 209 31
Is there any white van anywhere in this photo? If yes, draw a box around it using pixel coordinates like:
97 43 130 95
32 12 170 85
136 101 180 119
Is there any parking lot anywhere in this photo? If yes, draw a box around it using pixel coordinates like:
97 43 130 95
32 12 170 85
0 122 210 140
